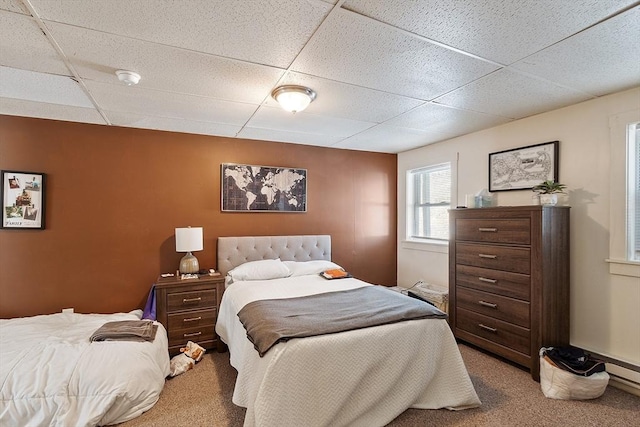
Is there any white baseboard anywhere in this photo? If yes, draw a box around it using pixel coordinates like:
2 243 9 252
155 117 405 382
582 350 640 398
609 373 640 397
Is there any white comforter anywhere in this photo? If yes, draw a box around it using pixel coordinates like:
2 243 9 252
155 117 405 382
0 310 170 426
216 275 480 427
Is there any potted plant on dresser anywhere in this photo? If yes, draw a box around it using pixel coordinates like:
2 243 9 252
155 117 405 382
532 180 567 205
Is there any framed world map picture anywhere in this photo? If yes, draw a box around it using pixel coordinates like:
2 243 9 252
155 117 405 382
221 163 307 212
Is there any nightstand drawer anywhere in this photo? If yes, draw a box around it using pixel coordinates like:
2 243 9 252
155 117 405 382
168 308 217 330
456 307 530 355
168 324 215 345
167 289 216 312
456 264 530 301
456 243 531 274
457 287 530 328
456 218 530 244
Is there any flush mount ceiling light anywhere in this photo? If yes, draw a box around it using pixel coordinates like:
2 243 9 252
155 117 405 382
271 85 316 113
115 70 141 86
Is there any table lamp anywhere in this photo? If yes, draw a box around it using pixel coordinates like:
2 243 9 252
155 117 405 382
175 226 203 274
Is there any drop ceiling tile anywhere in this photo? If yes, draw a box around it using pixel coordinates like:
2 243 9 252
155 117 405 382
0 10 70 75
435 68 593 119
265 72 425 122
105 110 241 138
1 1 635 154
291 8 499 100
511 7 640 97
343 0 636 64
0 0 29 14
247 105 375 137
85 81 257 126
386 102 512 137
0 97 105 124
0 66 94 107
334 124 448 153
237 127 343 147
44 21 285 104
30 0 332 68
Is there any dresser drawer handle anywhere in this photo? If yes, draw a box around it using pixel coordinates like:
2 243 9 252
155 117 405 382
183 316 202 323
183 297 202 303
478 277 497 283
478 227 498 232
478 254 497 259
478 300 498 309
478 323 497 333
184 331 202 338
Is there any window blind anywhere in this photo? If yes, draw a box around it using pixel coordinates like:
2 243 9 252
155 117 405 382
409 163 451 240
632 125 640 260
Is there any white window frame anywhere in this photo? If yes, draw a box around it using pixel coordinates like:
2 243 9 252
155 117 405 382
607 109 640 277
627 122 639 261
406 162 452 243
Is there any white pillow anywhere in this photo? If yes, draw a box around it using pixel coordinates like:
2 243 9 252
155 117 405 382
228 259 291 282
283 260 343 277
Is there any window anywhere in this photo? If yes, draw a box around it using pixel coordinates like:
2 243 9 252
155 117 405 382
407 163 451 241
628 122 640 261
608 109 640 277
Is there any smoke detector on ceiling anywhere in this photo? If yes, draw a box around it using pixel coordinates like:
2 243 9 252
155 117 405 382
115 70 141 86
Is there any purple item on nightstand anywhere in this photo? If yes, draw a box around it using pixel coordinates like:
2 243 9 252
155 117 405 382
142 284 156 320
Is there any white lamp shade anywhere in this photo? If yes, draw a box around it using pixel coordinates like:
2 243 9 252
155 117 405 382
175 227 203 252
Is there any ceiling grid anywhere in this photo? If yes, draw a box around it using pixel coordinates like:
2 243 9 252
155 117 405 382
0 0 637 153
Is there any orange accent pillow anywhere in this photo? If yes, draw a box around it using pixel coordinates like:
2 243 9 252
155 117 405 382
321 269 350 279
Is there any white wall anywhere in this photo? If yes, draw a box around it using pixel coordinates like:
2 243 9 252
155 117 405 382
398 88 640 371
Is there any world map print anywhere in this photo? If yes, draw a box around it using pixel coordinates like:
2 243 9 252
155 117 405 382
222 164 306 212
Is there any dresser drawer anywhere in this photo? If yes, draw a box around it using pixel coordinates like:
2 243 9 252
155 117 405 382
167 289 216 312
168 324 215 346
456 218 530 245
457 287 530 328
168 308 217 330
456 243 530 274
456 264 530 301
456 307 530 356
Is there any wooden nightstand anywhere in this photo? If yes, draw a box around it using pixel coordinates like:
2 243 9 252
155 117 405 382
154 274 225 356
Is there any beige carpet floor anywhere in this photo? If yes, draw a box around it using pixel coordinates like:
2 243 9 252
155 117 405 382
119 343 639 426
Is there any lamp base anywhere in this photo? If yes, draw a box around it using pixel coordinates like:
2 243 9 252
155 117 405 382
179 252 200 274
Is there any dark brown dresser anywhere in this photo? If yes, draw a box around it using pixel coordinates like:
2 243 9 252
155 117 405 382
448 206 570 381
154 274 225 356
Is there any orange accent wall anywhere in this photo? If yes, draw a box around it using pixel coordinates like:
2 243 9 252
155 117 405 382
0 115 397 318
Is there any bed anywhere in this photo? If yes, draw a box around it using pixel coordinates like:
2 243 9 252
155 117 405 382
215 235 480 427
0 309 170 426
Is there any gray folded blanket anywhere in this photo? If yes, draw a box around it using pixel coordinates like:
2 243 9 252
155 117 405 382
238 285 447 357
90 320 158 342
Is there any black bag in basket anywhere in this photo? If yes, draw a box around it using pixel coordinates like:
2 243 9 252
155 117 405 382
543 346 606 377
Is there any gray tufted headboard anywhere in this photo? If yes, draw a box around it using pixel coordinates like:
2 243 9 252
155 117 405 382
217 235 332 276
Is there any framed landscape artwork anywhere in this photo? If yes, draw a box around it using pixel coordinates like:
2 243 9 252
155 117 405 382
221 163 307 212
1 170 46 229
488 141 559 192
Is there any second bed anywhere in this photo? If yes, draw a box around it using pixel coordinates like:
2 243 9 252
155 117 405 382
215 235 480 427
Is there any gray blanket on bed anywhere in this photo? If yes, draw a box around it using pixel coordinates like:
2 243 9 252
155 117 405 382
238 285 447 356
89 320 158 342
